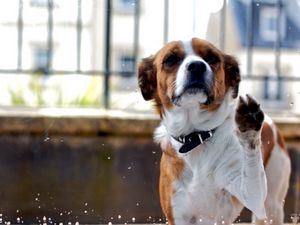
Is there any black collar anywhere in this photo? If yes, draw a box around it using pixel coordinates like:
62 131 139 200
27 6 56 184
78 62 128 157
172 129 215 154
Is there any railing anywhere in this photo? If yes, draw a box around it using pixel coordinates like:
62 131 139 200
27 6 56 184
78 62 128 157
0 0 299 109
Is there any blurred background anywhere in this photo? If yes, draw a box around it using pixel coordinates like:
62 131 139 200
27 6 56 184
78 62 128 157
0 0 299 224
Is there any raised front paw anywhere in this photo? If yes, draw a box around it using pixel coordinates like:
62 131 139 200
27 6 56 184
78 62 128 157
235 94 264 132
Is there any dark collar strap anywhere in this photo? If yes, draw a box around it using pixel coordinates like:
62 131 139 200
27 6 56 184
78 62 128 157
172 129 215 154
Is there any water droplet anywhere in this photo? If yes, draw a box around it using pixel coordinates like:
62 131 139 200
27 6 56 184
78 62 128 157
118 215 122 219
108 222 112 225
60 213 63 216
84 210 87 214
128 166 132 170
199 218 202 223
0 218 2 223
68 222 71 225
256 3 260 6
17 217 20 223
152 151 156 154
44 137 50 142
59 223 63 225
35 197 39 201
132 217 136 223
136 202 139 206
84 202 88 206
43 216 47 222
107 156 111 160
75 222 79 225
6 222 11 225
16 209 19 213
222 221 225 224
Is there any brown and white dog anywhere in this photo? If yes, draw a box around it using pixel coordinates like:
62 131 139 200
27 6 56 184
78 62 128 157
138 38 291 225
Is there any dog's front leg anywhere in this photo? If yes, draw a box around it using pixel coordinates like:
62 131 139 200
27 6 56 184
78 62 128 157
225 95 267 220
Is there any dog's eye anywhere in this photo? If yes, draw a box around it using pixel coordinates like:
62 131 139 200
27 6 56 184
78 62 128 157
205 54 220 64
163 54 182 66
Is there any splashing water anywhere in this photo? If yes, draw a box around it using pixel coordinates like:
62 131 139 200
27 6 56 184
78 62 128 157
291 214 300 225
44 137 51 142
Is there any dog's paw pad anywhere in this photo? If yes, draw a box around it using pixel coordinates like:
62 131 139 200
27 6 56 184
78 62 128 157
235 94 264 132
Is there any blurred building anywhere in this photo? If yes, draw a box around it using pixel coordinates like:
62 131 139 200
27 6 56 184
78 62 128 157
207 0 300 111
0 0 299 112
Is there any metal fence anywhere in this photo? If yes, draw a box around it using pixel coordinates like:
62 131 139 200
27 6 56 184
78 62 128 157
0 0 299 109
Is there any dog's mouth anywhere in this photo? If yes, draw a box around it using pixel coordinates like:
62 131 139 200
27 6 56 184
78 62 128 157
184 82 209 95
172 82 214 106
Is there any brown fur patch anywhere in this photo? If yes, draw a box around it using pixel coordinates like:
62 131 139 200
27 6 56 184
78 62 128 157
276 126 288 153
154 42 185 113
159 144 185 225
261 122 275 166
230 196 241 207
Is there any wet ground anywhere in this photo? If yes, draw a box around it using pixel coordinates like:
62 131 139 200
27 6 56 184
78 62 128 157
0 135 162 224
0 134 298 224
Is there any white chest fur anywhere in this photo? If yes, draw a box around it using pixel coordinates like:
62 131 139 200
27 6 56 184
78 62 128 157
155 92 267 224
171 128 244 225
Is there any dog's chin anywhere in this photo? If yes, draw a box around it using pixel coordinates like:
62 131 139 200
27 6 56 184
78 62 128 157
172 87 209 107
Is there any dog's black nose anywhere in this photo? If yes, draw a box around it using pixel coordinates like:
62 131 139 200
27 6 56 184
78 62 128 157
187 61 206 74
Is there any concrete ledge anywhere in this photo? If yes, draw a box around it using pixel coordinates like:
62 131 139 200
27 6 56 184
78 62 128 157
0 107 300 140
0 107 159 137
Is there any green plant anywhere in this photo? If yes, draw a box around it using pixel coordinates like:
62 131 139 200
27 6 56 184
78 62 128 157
73 76 102 107
28 73 45 106
8 86 26 105
8 74 103 107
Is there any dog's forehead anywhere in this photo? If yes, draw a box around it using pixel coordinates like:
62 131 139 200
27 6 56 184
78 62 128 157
158 38 217 57
181 40 194 55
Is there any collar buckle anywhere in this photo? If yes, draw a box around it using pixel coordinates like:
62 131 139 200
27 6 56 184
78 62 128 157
172 129 216 154
197 133 204 144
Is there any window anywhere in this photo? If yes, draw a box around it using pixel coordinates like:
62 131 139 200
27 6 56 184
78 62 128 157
263 76 283 101
119 0 136 8
30 0 59 9
30 0 47 8
34 47 49 74
115 0 136 13
259 6 286 42
119 55 135 77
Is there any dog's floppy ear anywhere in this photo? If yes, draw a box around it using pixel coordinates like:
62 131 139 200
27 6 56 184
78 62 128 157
138 56 157 101
224 54 241 98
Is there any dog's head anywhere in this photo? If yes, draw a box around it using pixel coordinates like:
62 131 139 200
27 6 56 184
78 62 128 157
138 38 240 116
